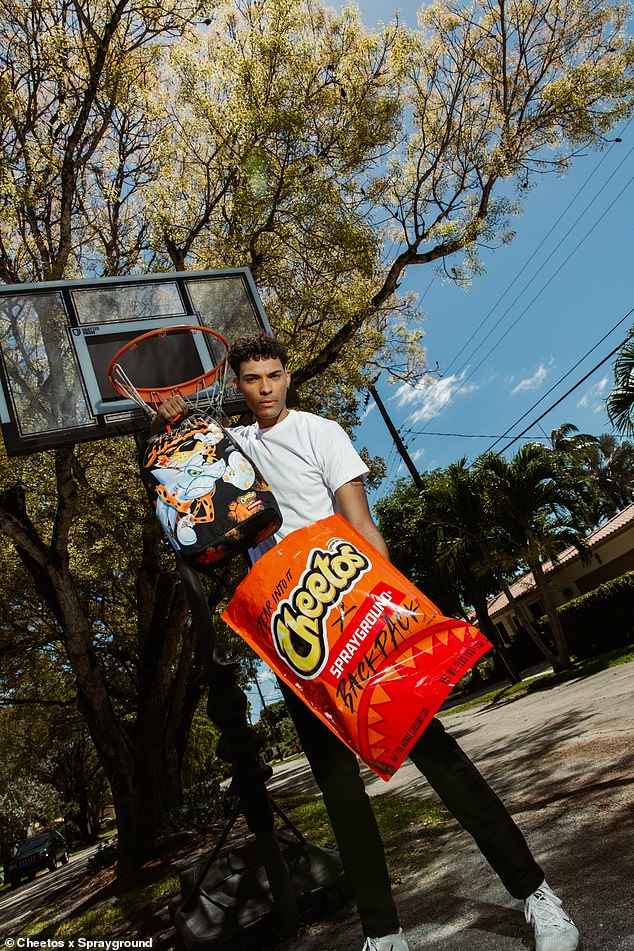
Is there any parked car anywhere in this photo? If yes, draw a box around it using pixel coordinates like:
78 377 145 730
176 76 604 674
4 830 69 888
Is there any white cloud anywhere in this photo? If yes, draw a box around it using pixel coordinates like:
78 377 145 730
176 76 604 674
359 400 376 423
391 372 479 424
577 375 610 414
510 363 549 395
411 447 426 462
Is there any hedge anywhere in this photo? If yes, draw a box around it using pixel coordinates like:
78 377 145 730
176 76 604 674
555 570 634 660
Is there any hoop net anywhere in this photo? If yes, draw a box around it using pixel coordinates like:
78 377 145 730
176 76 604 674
107 325 230 421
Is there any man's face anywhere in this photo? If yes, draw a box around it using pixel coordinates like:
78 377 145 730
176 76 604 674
235 356 291 428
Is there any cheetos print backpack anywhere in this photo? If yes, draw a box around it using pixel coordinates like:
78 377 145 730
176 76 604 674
139 412 282 571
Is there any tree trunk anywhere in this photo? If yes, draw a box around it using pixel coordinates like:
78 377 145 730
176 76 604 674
109 772 156 874
495 571 560 670
76 787 92 843
530 556 572 671
456 562 522 684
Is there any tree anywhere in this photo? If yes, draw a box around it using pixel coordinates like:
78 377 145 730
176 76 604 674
0 440 207 870
0 0 230 873
0 698 110 847
547 424 634 525
44 712 113 844
374 471 465 617
578 434 634 518
345 0 634 372
181 707 223 787
375 467 526 681
133 0 634 392
607 327 634 436
141 0 424 413
0 771 62 864
477 444 590 670
255 698 300 758
376 460 562 674
425 461 532 681
0 0 211 283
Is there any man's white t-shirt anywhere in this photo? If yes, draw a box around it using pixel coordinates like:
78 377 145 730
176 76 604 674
229 410 368 563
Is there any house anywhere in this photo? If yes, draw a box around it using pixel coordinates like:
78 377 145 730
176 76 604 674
486 503 634 642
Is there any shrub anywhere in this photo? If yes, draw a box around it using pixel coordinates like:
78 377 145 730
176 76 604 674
167 778 231 833
87 836 119 874
556 571 634 660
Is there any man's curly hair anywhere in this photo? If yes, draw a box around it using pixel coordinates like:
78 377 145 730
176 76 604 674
229 332 288 376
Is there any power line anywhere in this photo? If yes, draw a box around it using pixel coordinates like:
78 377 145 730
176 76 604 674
441 132 628 379
485 305 634 452
448 164 634 411
369 134 633 484
493 332 632 455
402 430 552 439
414 133 634 434
368 313 633 496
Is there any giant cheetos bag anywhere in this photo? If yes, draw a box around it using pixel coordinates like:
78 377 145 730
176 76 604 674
222 515 491 779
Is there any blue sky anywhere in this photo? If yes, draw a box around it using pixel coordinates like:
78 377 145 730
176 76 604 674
347 2 634 506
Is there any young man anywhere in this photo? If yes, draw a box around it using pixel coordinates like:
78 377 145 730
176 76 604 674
156 332 580 951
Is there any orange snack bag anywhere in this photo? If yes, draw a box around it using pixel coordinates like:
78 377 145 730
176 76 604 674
222 515 491 779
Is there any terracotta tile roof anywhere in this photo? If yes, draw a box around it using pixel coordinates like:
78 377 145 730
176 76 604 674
486 502 634 617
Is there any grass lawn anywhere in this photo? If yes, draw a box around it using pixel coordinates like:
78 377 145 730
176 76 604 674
447 643 634 714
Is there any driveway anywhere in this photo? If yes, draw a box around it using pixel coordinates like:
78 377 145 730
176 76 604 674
271 661 634 951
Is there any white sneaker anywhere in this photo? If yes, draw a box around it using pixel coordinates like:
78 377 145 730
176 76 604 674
362 927 412 951
525 880 580 951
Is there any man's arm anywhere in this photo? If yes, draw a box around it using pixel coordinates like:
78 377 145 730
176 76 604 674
335 478 390 560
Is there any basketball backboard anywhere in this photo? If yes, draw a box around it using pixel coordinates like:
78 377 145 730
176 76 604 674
0 268 272 456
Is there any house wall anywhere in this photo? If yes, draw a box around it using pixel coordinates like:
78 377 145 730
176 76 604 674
574 550 634 594
491 520 634 634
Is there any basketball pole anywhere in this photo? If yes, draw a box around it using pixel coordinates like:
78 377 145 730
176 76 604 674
174 554 302 934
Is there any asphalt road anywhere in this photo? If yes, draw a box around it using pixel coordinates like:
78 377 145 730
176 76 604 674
271 661 634 951
0 842 102 941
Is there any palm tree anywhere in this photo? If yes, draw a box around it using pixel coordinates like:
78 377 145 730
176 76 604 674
576 434 634 522
547 424 634 525
607 328 634 436
478 444 589 671
376 466 523 682
424 461 528 683
548 422 596 455
374 470 466 619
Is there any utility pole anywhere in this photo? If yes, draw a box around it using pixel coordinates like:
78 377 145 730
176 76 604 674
369 381 521 685
369 382 425 492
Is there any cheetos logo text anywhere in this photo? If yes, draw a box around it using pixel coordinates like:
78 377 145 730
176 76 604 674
271 540 371 679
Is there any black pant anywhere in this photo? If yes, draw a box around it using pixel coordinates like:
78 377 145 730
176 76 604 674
280 684 544 938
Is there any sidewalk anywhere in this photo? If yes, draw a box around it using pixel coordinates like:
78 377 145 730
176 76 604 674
270 661 634 951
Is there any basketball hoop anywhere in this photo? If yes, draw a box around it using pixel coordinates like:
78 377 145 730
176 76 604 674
107 324 230 420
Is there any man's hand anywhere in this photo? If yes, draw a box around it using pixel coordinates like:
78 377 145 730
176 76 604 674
150 394 189 434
